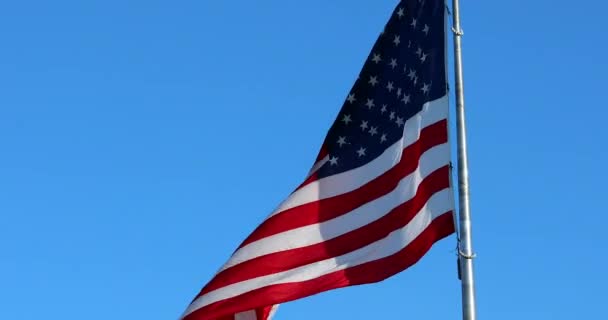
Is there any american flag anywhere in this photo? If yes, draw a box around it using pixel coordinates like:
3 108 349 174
182 1 454 319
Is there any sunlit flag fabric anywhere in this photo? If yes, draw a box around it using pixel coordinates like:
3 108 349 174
182 1 454 319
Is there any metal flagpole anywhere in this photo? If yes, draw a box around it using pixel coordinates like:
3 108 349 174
450 0 478 320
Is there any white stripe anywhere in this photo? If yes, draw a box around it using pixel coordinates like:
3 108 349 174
184 189 452 316
234 310 257 320
221 143 450 271
267 305 278 319
306 155 328 178
269 95 448 218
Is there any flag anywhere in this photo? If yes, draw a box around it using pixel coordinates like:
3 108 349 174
182 1 454 319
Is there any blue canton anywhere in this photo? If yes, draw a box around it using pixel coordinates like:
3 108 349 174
316 0 447 178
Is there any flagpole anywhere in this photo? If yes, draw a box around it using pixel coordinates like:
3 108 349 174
450 0 477 320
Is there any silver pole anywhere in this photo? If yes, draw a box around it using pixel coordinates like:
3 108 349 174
450 1 477 320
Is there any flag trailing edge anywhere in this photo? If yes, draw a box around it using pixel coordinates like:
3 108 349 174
183 1 454 319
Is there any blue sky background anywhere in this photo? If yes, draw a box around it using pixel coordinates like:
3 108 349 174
1 1 607 319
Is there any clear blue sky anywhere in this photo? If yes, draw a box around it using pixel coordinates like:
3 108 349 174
1 1 607 319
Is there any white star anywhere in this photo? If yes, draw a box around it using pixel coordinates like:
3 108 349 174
380 105 387 113
347 93 356 104
380 133 387 143
396 88 402 97
420 52 428 63
372 53 382 64
397 7 405 19
368 76 378 86
416 47 422 57
386 81 394 92
369 126 378 136
389 58 398 69
356 147 366 157
423 24 429 35
396 117 404 127
360 120 369 130
337 136 347 147
329 156 339 166
342 114 352 125
411 18 417 29
402 94 411 105
393 35 401 46
421 83 430 94
365 99 375 109
413 76 418 85
408 69 417 80
389 111 396 120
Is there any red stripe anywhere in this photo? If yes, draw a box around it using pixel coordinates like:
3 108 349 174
296 171 319 190
199 166 449 296
256 306 274 320
239 120 448 248
294 144 328 190
316 144 329 162
183 213 455 320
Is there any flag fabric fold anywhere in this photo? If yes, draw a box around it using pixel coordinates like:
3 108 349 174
183 1 453 319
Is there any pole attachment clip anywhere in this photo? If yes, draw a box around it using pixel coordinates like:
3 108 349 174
452 27 464 36
458 250 476 260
